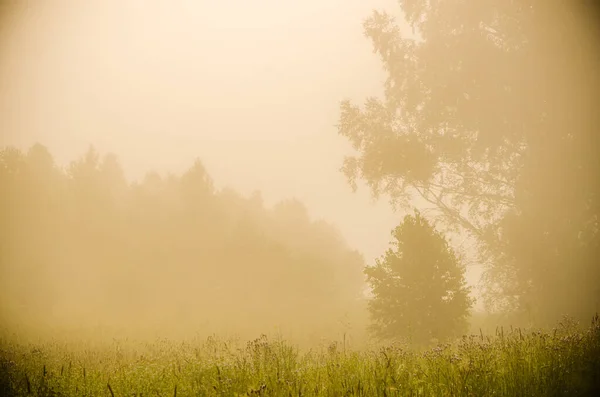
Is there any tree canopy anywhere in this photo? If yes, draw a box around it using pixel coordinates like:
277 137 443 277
338 1 599 324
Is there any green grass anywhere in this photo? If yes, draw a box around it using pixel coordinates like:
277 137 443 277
1 316 599 397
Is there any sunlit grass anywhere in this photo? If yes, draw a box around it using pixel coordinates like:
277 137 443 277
1 316 599 396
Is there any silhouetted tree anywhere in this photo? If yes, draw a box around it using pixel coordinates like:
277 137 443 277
337 1 600 322
365 211 473 345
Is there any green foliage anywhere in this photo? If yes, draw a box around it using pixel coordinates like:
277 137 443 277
365 211 473 345
1 316 599 396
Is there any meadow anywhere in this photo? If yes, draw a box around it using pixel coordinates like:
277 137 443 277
1 316 599 397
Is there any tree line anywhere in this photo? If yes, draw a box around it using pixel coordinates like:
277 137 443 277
0 144 366 341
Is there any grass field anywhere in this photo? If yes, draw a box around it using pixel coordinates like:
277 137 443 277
1 316 599 397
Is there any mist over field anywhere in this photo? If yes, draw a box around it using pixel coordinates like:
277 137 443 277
1 0 599 350
2 1 600 395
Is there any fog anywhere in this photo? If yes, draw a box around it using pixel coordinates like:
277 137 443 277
0 1 598 345
0 0 409 343
0 0 413 266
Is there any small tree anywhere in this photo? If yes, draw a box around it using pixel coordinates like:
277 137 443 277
365 210 474 345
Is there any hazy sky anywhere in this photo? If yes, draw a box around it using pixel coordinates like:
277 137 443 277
0 0 482 287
